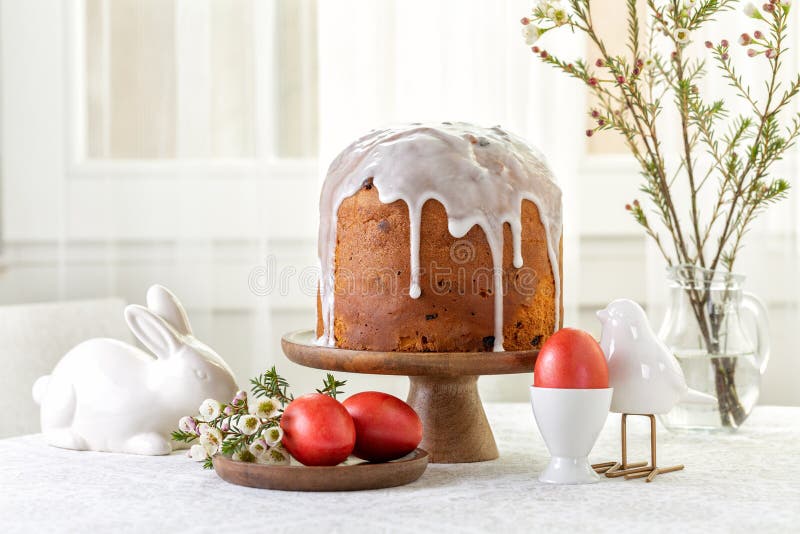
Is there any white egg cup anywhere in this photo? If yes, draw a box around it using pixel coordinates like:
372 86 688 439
530 386 613 484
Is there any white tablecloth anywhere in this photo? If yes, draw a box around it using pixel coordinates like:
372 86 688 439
2 404 798 533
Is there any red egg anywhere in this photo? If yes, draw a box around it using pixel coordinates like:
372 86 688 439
280 393 356 466
533 328 609 388
343 392 422 462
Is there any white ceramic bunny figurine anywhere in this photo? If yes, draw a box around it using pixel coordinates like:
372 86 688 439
32 285 238 455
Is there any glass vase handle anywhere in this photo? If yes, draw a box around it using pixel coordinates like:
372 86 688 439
742 292 770 375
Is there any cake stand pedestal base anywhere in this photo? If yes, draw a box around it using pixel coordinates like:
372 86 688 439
408 375 498 463
281 330 538 464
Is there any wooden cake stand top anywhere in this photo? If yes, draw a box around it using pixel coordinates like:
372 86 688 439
281 330 537 377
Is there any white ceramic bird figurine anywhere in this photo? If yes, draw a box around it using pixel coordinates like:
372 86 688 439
32 285 238 455
596 298 715 414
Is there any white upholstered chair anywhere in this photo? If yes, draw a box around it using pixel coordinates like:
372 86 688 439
0 298 131 438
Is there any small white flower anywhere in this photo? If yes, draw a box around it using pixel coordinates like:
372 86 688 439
236 414 260 435
209 426 223 442
232 449 256 463
675 28 691 44
188 444 208 462
250 397 280 419
198 398 222 420
521 25 543 46
744 2 762 18
231 389 247 407
178 416 197 434
552 8 569 25
198 435 217 455
263 426 284 447
249 438 269 458
546 2 569 26
220 417 232 432
197 422 211 436
265 445 291 465
199 428 223 455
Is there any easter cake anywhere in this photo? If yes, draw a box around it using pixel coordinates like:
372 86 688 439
316 122 562 352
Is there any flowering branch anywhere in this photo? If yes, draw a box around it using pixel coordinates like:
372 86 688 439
522 0 796 273
522 0 797 428
172 367 346 469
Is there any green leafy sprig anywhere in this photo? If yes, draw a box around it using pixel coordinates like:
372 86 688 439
250 366 294 406
317 373 347 399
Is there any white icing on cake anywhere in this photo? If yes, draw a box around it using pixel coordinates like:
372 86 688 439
317 122 562 352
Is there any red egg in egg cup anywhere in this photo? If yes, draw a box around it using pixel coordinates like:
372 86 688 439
530 328 613 484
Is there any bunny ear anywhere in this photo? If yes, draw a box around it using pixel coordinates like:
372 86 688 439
124 304 182 359
146 285 192 336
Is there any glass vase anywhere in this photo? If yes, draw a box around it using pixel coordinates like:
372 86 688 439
657 265 770 432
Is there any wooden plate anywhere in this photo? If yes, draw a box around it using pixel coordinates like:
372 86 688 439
282 329 537 377
213 448 429 491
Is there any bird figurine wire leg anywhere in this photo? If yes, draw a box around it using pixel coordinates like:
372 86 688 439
594 414 684 482
590 413 647 476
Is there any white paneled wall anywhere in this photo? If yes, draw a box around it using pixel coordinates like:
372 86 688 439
1 0 798 418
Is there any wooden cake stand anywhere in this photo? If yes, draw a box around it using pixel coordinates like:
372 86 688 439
281 330 537 464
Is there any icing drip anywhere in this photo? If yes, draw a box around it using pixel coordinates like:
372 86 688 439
408 204 423 299
317 122 562 352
